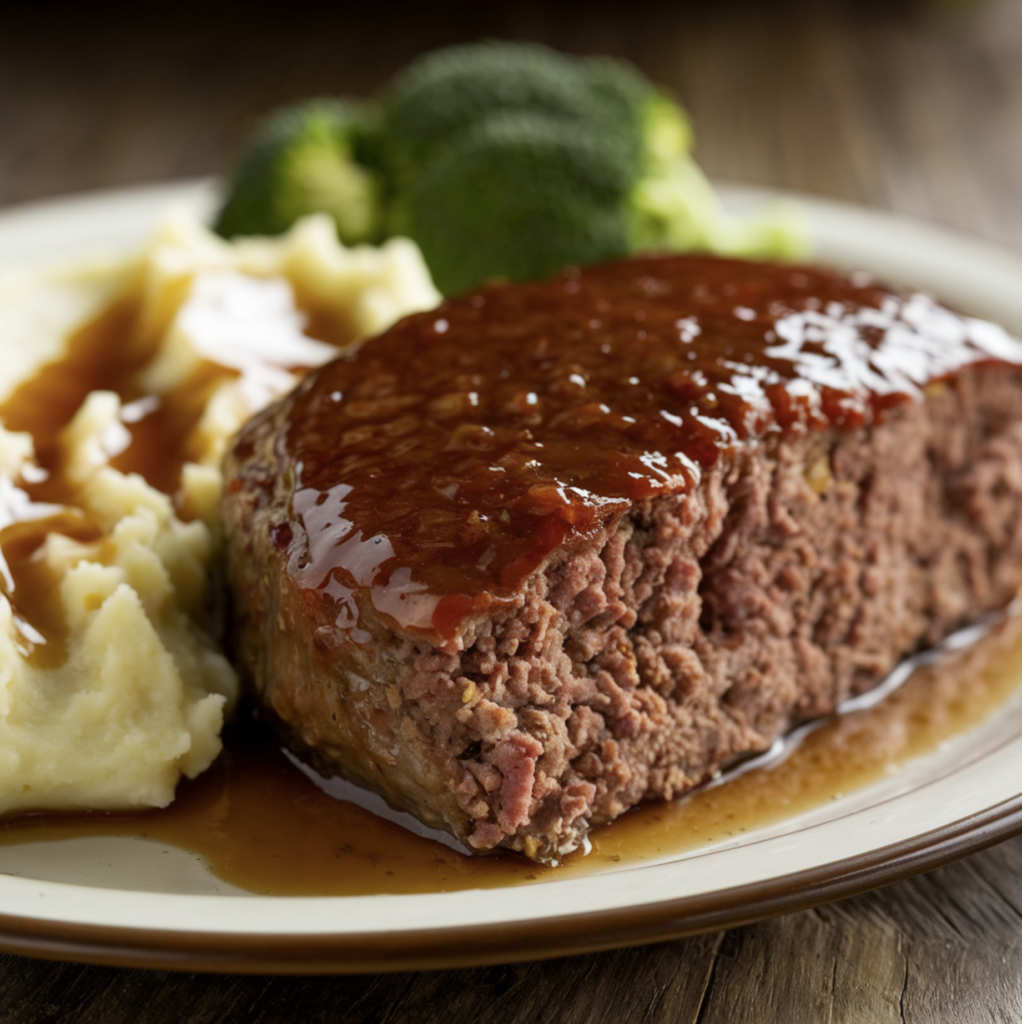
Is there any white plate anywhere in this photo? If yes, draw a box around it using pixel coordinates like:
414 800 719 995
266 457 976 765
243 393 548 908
1 182 1022 974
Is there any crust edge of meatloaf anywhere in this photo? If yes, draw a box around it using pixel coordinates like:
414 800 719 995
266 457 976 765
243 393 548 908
222 363 1022 862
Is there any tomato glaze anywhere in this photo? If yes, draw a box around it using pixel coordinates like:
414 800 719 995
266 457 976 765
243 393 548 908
267 255 1022 642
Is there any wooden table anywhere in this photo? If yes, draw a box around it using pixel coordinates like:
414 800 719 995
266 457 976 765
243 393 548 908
2 2 1022 1019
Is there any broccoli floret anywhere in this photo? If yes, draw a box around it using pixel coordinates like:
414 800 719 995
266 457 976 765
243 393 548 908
626 91 805 260
214 99 381 245
377 42 804 295
391 112 633 296
378 41 615 181
214 44 807 294
626 92 713 252
582 56 692 170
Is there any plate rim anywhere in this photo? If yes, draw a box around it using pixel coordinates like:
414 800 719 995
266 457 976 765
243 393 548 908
2 180 1022 974
1 794 1020 974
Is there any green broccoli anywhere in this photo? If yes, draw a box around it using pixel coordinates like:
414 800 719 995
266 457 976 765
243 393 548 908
390 111 634 296
378 42 804 294
214 99 381 245
377 41 617 182
213 43 806 294
375 43 671 291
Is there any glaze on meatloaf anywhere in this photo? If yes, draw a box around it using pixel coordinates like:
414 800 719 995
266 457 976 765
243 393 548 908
222 255 1022 861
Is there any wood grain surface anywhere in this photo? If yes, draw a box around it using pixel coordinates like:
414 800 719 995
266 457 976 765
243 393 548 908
2 1 1022 1020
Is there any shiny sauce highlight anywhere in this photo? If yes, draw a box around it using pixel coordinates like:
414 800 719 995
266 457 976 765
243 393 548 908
278 256 1022 642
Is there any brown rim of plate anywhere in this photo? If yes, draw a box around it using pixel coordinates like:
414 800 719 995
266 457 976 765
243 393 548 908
0 793 1021 975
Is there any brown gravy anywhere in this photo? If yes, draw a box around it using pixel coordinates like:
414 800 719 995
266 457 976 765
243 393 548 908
0 276 353 664
1 608 1019 896
0 293 236 662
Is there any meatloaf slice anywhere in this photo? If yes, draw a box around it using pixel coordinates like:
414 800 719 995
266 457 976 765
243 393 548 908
222 254 1022 861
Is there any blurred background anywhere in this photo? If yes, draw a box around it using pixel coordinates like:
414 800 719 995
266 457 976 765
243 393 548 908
2 0 1021 250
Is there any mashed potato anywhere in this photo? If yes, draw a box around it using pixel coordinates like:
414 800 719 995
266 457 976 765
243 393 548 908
0 211 440 813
